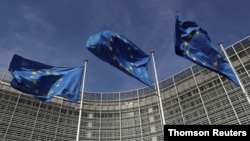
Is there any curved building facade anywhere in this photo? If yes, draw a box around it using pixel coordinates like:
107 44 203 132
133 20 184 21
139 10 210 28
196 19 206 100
1 36 250 141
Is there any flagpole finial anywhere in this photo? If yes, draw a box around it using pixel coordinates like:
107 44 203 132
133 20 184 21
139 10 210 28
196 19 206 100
218 42 223 45
150 50 155 54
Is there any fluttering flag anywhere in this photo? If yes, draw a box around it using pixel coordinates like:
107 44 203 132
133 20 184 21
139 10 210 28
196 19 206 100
8 54 83 103
86 30 153 88
174 15 240 86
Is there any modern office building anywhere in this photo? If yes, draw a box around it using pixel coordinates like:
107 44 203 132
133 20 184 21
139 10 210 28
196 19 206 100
0 35 250 141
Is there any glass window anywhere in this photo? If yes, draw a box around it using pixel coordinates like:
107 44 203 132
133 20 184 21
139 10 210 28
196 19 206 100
234 43 243 52
126 92 132 99
108 93 114 100
230 55 238 62
180 71 186 80
226 47 235 56
120 92 126 99
174 74 180 83
160 80 168 89
241 38 250 47
61 109 67 113
131 91 137 97
19 98 26 104
138 89 144 96
192 65 199 74
33 102 40 107
114 113 120 117
167 77 174 86
83 92 92 100
245 64 250 71
185 68 192 77
96 93 101 100
4 94 10 100
238 51 247 58
102 93 108 100
89 92 96 100
113 93 119 100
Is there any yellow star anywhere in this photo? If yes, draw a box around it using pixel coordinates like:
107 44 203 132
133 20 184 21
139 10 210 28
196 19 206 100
192 57 197 61
195 29 200 35
53 72 59 75
185 50 190 55
35 89 39 94
188 34 192 39
213 61 218 67
33 80 37 86
109 46 113 51
130 55 134 59
46 70 50 75
56 83 60 87
129 66 133 71
126 66 133 71
183 41 188 46
217 54 222 59
110 37 113 42
112 56 117 61
128 46 131 51
30 71 36 78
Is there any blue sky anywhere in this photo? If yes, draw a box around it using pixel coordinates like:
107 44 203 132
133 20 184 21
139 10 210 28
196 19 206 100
1 0 249 92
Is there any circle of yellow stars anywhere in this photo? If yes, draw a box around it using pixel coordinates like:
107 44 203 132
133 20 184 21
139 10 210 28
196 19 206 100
108 35 136 72
181 29 223 68
29 70 61 96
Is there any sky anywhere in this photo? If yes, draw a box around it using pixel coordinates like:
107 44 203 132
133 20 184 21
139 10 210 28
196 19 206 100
1 0 250 92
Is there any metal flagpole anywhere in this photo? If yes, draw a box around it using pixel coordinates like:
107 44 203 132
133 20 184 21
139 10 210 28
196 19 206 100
218 42 250 105
76 60 88 141
150 51 166 125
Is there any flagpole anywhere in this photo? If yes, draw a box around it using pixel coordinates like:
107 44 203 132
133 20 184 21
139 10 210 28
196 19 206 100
218 42 250 105
150 51 166 125
76 60 88 141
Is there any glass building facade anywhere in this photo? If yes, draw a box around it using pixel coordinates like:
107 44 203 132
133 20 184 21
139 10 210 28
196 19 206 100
0 36 250 141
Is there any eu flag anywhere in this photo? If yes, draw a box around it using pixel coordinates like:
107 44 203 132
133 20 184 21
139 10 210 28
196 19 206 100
86 30 153 88
8 54 83 103
174 15 240 86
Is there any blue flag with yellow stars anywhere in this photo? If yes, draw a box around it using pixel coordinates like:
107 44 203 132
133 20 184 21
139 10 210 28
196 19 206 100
8 54 83 103
174 15 240 86
86 30 153 88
